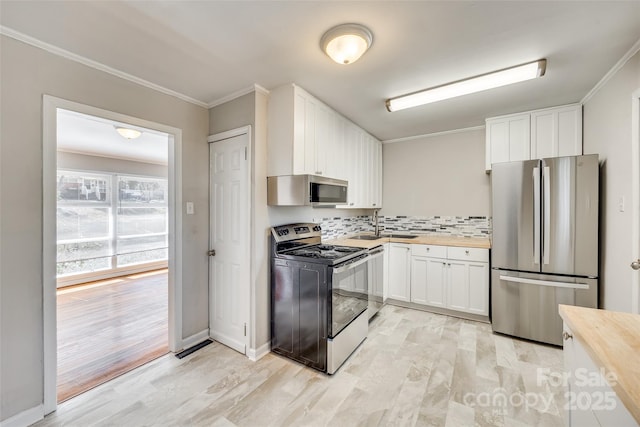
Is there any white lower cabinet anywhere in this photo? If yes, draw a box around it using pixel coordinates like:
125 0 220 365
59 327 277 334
388 243 411 302
408 244 489 316
563 324 637 427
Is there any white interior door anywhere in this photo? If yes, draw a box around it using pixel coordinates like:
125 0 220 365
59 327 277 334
209 128 250 354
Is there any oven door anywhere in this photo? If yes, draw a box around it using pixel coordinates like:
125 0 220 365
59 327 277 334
329 254 369 338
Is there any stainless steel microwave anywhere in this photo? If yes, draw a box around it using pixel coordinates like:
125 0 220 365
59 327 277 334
267 175 348 206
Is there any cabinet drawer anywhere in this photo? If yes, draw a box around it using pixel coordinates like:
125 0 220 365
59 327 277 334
411 244 447 259
447 247 489 262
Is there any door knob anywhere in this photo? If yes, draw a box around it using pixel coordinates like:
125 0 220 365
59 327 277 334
208 249 216 257
632 260 640 270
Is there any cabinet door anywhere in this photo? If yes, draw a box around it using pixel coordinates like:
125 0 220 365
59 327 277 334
342 123 360 208
388 243 411 302
486 114 530 170
467 262 488 316
410 256 428 305
313 103 329 176
426 258 447 308
531 105 582 159
303 95 317 175
369 138 382 209
447 261 469 312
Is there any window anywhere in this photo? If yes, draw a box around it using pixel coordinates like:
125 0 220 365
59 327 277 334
56 170 168 277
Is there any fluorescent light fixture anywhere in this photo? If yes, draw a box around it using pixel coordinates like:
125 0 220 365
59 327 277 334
115 126 142 140
321 23 373 65
386 59 547 112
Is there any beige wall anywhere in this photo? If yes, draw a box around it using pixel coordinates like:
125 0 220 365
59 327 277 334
381 128 491 217
583 51 640 312
0 36 210 421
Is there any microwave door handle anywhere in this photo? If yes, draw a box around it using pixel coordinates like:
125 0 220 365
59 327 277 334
533 166 540 265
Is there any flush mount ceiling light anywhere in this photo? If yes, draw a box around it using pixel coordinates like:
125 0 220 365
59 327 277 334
386 59 547 112
320 23 373 65
115 126 142 140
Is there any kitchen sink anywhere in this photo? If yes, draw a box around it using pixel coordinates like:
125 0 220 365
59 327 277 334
349 235 383 240
349 234 419 240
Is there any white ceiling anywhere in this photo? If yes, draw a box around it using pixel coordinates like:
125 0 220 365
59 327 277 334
57 109 169 164
2 1 640 141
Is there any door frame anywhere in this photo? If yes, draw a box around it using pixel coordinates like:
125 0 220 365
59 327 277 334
207 126 252 354
631 88 640 314
42 95 183 414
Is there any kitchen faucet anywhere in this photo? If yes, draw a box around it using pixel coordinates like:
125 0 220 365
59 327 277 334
373 209 382 236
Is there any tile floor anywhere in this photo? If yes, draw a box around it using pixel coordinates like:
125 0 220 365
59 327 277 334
36 305 566 426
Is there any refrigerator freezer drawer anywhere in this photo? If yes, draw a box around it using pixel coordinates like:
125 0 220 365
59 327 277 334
491 270 597 346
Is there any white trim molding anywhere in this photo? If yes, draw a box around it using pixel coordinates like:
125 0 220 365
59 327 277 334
0 404 43 427
582 37 640 105
207 84 270 109
382 125 486 144
631 88 640 314
0 26 208 108
181 329 211 351
247 342 270 362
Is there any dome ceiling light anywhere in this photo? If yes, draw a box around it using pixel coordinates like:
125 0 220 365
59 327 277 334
115 126 142 140
320 23 373 65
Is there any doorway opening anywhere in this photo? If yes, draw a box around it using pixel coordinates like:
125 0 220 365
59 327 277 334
54 109 170 402
43 96 183 414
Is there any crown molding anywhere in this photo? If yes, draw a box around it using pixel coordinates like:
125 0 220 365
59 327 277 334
382 125 486 144
207 84 270 109
581 37 640 105
0 25 209 108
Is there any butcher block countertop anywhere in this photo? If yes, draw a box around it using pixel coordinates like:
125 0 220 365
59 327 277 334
559 305 640 424
327 234 491 249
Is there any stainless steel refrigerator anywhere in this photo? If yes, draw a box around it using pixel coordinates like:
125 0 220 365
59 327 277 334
491 154 599 346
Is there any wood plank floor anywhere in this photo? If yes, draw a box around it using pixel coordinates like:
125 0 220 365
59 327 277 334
56 269 169 403
42 304 565 426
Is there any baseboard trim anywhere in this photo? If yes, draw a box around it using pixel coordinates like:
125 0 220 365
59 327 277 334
0 404 43 427
181 329 210 351
247 342 270 361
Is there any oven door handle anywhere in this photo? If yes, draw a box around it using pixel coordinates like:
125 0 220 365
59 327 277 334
333 255 369 273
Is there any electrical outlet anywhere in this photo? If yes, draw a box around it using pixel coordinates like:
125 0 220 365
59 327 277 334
186 202 194 215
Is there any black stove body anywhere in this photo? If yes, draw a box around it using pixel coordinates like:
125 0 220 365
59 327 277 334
270 223 369 374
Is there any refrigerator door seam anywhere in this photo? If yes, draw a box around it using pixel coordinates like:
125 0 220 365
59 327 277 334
543 164 551 265
533 164 541 265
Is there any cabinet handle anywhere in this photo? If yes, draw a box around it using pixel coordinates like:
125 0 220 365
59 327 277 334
465 250 470 255
315 171 323 175
426 248 430 252
350 203 354 206
562 331 573 341
442 262 446 266
448 263 451 266
372 203 376 206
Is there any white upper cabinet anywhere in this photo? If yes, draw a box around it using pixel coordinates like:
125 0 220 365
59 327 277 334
485 113 530 170
485 104 583 171
268 83 382 209
531 104 582 159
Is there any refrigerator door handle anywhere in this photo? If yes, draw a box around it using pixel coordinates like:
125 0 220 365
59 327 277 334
543 166 551 265
499 275 590 290
533 167 541 265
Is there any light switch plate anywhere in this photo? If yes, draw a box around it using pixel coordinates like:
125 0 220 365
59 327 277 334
186 202 194 215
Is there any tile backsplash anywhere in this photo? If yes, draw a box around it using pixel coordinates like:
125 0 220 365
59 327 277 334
314 215 491 240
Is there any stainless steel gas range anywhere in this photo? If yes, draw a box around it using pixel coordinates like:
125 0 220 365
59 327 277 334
270 223 369 374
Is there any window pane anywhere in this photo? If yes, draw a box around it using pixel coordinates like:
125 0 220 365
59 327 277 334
57 257 112 276
117 248 168 267
57 240 112 262
57 171 110 203
57 207 110 240
117 207 167 236
118 176 167 204
117 234 167 255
